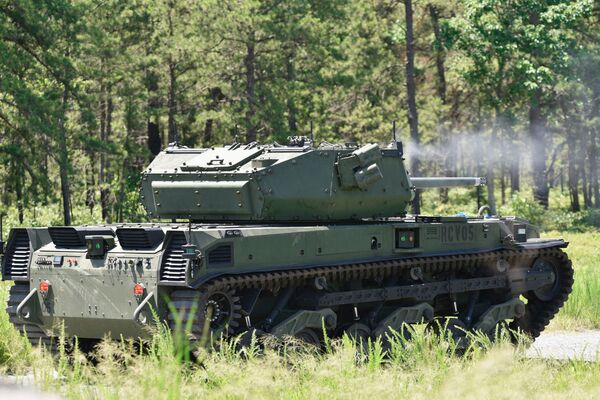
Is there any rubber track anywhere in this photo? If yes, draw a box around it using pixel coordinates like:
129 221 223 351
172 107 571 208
169 246 573 340
510 248 574 338
5 282 58 352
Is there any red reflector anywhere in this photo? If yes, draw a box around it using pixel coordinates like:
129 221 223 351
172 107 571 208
39 280 50 293
133 283 145 296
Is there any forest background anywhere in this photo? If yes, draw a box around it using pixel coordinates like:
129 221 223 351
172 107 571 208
1 0 600 231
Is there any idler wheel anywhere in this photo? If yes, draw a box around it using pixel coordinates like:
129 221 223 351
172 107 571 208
531 258 561 302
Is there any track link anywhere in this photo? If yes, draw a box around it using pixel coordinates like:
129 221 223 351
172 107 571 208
170 246 573 342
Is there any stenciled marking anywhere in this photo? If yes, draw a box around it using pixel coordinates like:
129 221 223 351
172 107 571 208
440 225 474 243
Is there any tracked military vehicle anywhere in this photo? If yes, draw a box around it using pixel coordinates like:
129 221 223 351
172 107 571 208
2 140 573 348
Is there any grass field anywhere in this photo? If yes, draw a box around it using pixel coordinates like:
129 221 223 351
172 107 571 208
1 323 599 399
0 231 598 399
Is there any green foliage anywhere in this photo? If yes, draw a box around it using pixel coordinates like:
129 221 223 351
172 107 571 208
453 0 593 104
499 193 546 226
0 283 31 372
494 191 600 231
421 188 480 216
1 0 600 227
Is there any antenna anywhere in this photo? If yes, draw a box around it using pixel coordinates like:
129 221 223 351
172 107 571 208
392 120 403 156
182 215 199 261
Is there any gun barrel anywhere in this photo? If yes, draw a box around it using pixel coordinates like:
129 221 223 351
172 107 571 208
411 177 486 189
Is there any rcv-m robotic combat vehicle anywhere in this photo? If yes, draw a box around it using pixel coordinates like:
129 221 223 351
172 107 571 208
1 140 573 348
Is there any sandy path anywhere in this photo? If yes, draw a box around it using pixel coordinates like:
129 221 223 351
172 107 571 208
526 330 600 361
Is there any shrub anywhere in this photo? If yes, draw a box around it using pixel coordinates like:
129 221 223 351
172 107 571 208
498 193 545 226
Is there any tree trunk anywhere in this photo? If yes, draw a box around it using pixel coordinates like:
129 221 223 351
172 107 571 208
245 35 257 143
146 66 161 155
510 149 520 194
86 165 95 216
581 160 590 208
117 99 134 223
590 130 600 208
99 82 106 186
203 87 224 145
567 130 580 212
167 60 178 144
58 86 72 226
427 4 446 104
286 56 297 135
13 159 23 224
580 134 591 208
527 11 549 207
100 84 113 223
428 3 450 203
203 119 213 145
42 133 50 203
487 116 498 214
166 1 178 145
405 0 421 214
529 89 549 208
559 166 564 193
500 158 506 205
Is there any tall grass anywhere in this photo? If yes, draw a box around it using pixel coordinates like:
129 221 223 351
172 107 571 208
5 325 600 400
0 283 32 372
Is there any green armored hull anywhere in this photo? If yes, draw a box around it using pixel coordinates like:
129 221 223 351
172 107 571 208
2 141 573 348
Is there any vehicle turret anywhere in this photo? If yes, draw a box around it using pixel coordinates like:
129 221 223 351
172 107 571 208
139 140 483 222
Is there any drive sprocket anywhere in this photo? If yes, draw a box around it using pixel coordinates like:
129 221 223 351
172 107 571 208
169 285 244 343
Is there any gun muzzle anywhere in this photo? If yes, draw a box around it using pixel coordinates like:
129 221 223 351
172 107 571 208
411 177 486 189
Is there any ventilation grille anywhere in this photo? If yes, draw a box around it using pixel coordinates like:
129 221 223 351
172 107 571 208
49 227 114 249
208 244 233 266
49 227 85 248
117 228 164 250
159 232 187 283
3 230 31 280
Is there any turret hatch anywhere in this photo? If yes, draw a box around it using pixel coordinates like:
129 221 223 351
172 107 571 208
180 146 263 171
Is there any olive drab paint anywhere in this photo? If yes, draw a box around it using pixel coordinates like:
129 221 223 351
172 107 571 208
1 140 571 344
